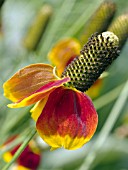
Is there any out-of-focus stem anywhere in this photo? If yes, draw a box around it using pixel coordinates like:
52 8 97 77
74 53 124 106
2 128 36 170
0 0 5 37
0 0 5 8
23 4 53 51
94 82 124 110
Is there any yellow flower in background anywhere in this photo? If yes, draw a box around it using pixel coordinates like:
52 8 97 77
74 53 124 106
3 31 119 150
48 38 81 77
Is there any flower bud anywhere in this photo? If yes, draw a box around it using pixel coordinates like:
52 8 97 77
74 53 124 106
108 13 128 49
23 4 52 51
80 2 116 45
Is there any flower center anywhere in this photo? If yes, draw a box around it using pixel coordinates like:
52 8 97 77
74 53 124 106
61 31 120 92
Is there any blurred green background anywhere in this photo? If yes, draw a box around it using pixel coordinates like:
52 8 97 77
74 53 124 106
0 0 128 169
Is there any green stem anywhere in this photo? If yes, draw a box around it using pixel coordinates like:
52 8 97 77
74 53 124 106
0 137 23 157
39 0 77 58
94 82 125 110
2 128 37 170
63 0 104 37
79 80 128 170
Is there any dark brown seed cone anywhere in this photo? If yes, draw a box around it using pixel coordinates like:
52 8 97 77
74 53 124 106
108 14 128 50
80 1 116 45
62 32 120 92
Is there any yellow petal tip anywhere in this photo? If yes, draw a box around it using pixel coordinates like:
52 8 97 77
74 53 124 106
7 103 17 108
50 147 59 151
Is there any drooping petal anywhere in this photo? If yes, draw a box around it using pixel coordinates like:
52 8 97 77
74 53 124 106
30 97 48 121
48 38 81 76
36 87 98 150
7 77 70 108
3 63 57 102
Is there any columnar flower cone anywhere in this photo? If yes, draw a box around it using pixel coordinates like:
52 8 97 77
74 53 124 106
62 32 119 92
3 31 120 150
48 2 128 100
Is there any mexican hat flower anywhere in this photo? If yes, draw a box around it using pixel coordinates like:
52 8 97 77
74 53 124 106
3 31 120 150
2 136 41 170
48 37 107 99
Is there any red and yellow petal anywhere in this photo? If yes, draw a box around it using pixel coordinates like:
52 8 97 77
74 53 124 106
7 77 70 108
2 136 41 170
30 97 48 121
36 87 98 150
3 63 57 102
17 146 41 170
48 38 81 76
